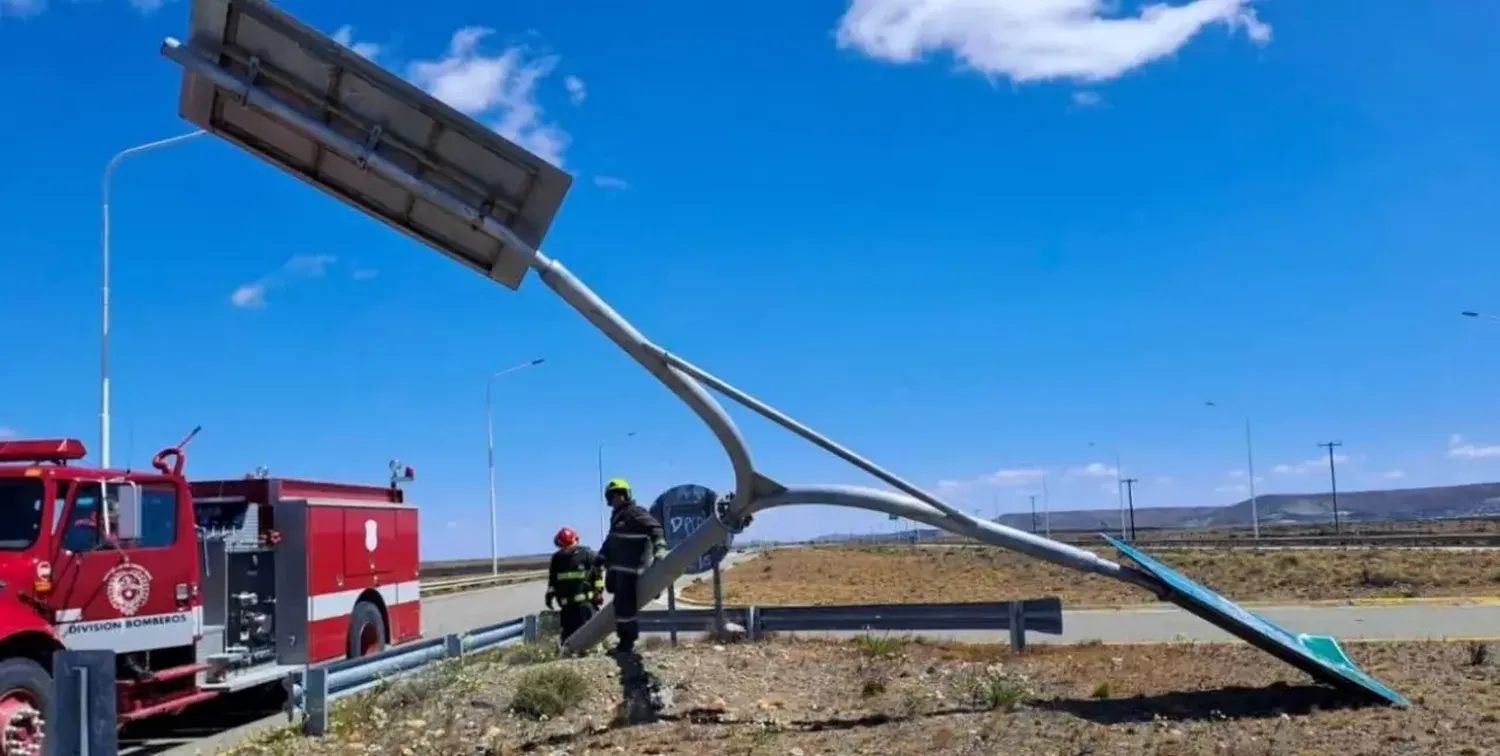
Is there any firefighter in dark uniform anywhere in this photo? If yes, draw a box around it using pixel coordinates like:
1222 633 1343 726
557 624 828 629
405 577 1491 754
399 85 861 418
544 526 606 648
597 478 666 654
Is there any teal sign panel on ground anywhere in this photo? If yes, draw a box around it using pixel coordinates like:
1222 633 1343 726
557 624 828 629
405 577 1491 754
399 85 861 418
1103 535 1409 707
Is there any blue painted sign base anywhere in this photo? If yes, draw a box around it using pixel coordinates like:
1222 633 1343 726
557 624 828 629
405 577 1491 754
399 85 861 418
1104 535 1409 707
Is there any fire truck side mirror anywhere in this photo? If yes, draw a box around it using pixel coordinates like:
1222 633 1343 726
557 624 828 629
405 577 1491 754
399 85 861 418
115 483 143 542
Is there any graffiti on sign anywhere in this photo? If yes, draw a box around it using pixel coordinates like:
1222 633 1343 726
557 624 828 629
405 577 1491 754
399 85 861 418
651 484 730 576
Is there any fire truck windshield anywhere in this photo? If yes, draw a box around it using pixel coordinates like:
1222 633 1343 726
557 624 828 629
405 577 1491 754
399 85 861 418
0 479 44 550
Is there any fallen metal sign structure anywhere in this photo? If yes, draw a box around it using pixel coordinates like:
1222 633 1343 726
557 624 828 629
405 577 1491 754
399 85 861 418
157 0 1407 708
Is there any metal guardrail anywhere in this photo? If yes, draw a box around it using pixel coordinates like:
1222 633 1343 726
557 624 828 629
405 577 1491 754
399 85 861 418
637 597 1064 651
419 570 547 595
299 614 540 735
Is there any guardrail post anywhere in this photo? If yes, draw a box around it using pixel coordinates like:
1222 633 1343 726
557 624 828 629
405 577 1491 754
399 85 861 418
47 650 116 756
746 606 760 641
303 666 329 737
444 633 465 659
1007 601 1026 653
523 613 539 644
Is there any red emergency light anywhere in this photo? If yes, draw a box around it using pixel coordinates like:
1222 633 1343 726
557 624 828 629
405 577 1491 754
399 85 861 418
0 438 88 465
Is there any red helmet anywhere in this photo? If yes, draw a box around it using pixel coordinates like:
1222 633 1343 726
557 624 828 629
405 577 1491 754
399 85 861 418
554 527 579 548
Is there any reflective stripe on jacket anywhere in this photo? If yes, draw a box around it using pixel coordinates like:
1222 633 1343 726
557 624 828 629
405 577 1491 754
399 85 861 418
600 504 666 575
546 545 604 605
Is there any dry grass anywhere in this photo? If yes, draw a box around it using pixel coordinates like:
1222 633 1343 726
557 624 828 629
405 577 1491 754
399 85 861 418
681 545 1500 607
226 638 1499 755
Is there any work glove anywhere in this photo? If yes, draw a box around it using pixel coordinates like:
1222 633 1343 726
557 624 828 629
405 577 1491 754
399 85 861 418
544 593 556 611
654 544 668 560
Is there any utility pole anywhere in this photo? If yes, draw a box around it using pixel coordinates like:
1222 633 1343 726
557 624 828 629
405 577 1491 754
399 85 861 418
1028 494 1038 533
1318 441 1343 535
1121 478 1139 541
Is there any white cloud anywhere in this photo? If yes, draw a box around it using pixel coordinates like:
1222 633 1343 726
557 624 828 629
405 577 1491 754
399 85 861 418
1272 453 1349 475
126 0 171 13
1448 434 1500 460
1380 469 1405 480
332 25 383 60
406 27 571 167
1071 90 1102 107
593 175 630 191
1067 461 1118 478
936 467 1045 494
835 0 1272 84
564 75 587 104
230 254 337 309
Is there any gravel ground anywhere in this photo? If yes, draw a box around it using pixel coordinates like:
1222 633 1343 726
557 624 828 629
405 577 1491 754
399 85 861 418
228 637 1498 755
680 545 1500 607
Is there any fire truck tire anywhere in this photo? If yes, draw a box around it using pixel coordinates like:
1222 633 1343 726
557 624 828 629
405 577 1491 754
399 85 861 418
347 601 387 659
0 658 49 752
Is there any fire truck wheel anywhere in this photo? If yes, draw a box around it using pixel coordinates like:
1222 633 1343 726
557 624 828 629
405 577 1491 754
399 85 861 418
347 601 388 659
0 658 48 755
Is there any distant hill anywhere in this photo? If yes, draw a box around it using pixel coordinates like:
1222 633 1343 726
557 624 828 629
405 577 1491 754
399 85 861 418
807 481 1500 543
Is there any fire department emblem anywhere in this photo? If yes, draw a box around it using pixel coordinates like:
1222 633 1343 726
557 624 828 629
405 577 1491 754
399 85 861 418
104 562 152 616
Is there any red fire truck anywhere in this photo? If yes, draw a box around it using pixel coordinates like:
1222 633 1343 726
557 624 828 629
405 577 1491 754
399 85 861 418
0 435 422 754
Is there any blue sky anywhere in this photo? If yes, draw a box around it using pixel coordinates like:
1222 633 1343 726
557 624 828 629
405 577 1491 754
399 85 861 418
3 1 1499 559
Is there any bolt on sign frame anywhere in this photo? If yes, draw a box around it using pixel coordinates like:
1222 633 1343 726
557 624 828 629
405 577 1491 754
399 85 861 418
159 0 1405 706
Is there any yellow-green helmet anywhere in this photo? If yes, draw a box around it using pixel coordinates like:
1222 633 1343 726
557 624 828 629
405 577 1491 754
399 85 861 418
604 478 632 499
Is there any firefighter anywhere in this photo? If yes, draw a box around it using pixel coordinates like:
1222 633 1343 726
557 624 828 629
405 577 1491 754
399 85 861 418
597 478 666 655
545 526 606 650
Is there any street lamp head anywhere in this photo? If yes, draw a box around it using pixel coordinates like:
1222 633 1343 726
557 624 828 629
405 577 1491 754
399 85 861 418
1462 311 1480 318
530 357 546 365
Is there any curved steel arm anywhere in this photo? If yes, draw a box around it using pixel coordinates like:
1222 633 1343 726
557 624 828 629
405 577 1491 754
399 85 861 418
528 253 756 512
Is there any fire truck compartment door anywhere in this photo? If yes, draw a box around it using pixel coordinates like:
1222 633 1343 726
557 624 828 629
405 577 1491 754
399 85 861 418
343 509 397 578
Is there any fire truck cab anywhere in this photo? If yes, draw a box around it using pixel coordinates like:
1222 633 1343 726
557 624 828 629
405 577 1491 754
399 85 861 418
0 437 421 754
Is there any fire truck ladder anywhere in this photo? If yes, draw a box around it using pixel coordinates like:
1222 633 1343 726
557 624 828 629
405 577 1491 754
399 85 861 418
157 0 1405 707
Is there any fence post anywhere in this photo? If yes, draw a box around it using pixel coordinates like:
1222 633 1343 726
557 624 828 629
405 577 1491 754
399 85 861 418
523 614 539 644
302 666 329 737
746 606 760 641
1008 601 1026 653
47 650 117 756
444 633 465 659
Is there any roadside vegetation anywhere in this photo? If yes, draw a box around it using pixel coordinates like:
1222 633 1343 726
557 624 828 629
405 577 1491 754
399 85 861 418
682 544 1500 607
225 635 1497 755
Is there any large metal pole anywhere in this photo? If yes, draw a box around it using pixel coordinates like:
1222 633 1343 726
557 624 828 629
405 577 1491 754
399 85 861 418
1319 440 1343 535
1041 471 1051 537
1114 451 1126 539
1206 401 1260 539
101 130 205 468
486 358 545 575
1244 416 1260 539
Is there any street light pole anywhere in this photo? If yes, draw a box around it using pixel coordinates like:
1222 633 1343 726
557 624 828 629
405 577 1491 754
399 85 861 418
486 358 546 575
597 431 637 542
1318 440 1343 535
1206 401 1260 539
1122 478 1139 540
101 129 207 468
1087 442 1127 539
